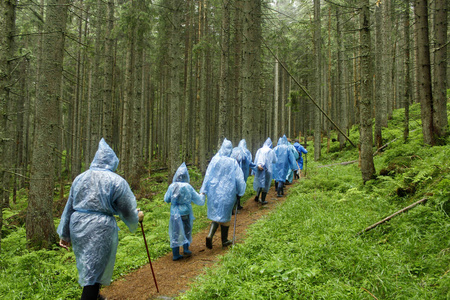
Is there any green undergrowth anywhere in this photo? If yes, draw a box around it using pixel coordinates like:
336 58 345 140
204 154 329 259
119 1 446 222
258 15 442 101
180 104 450 299
0 164 260 299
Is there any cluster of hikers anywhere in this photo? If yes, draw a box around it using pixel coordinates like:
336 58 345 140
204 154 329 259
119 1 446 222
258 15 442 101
57 136 307 299
165 135 307 260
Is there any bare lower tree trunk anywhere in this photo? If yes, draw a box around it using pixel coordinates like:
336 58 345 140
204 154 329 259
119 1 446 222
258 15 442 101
0 0 17 252
27 0 71 249
359 0 375 183
103 0 115 145
218 0 230 145
432 0 447 142
169 0 183 180
313 0 321 161
336 7 347 150
414 0 435 145
374 4 383 149
403 2 411 142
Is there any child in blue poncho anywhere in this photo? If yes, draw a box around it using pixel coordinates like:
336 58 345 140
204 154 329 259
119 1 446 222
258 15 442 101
164 163 205 261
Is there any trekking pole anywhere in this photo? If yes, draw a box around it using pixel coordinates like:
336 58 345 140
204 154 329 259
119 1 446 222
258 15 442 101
140 221 159 293
232 198 238 245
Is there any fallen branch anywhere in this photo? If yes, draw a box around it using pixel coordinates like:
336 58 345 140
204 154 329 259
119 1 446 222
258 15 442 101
356 198 428 236
373 138 398 156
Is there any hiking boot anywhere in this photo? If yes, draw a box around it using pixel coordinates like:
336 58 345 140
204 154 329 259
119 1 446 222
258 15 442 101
206 222 219 249
183 243 192 256
172 247 183 261
260 192 268 205
221 225 232 248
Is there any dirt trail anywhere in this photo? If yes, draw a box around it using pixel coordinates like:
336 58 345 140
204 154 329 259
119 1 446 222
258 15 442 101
102 182 297 300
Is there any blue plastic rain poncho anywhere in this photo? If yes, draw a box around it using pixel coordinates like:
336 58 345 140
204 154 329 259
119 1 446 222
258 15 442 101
293 141 308 170
164 163 205 248
253 138 277 193
286 142 300 183
273 135 298 183
200 139 246 223
237 139 255 183
57 138 139 287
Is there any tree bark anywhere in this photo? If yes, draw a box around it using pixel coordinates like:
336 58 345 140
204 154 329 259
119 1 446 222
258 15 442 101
359 0 376 183
313 0 321 161
403 2 411 142
374 4 383 149
432 0 447 142
27 0 71 249
168 0 183 180
102 0 115 145
414 0 435 145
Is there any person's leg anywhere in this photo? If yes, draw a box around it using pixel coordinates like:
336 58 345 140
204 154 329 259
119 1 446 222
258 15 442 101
254 188 262 202
237 195 243 209
260 191 268 205
181 215 192 255
206 222 219 249
220 224 232 248
80 283 100 300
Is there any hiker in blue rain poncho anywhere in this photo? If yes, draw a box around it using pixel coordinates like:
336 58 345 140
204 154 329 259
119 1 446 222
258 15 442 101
286 138 300 184
58 138 143 300
273 135 298 197
201 139 246 249
253 138 277 205
230 139 255 210
164 162 205 261
293 139 308 178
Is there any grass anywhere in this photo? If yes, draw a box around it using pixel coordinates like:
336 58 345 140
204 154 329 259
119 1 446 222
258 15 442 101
180 103 450 299
1 102 449 299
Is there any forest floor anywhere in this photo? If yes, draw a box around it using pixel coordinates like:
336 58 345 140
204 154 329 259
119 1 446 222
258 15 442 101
101 180 298 300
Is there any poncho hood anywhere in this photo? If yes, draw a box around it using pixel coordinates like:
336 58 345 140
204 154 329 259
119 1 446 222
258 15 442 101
90 138 119 171
263 137 273 149
238 139 248 150
218 138 233 157
173 162 190 183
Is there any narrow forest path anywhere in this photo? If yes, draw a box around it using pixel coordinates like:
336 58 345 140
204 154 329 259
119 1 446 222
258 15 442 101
102 181 298 300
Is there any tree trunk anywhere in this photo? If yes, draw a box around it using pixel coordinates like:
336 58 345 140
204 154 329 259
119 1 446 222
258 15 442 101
374 4 383 149
130 0 145 189
242 0 262 154
121 18 135 179
0 0 17 252
403 2 411 142
414 0 435 145
359 0 376 183
102 0 115 145
432 0 447 142
313 0 321 161
218 0 230 145
27 0 71 249
336 7 347 150
168 0 183 180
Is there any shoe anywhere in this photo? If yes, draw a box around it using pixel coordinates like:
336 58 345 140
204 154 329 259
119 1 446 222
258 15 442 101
183 243 192 256
206 222 219 249
260 192 268 204
172 247 183 261
237 205 244 210
221 225 232 248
